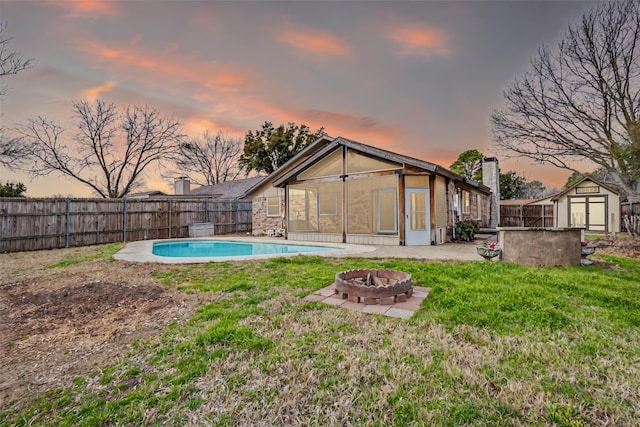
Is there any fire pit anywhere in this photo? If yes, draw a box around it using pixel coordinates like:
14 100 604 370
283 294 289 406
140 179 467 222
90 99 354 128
334 269 413 305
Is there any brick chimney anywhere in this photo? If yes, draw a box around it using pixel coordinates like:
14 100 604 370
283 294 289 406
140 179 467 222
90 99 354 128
174 177 190 195
482 157 500 228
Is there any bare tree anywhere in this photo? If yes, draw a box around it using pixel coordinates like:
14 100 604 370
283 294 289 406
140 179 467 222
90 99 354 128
491 0 640 202
0 22 34 168
19 99 184 198
175 130 244 186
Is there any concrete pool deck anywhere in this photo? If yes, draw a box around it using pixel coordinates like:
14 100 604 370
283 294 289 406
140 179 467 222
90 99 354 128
113 236 482 264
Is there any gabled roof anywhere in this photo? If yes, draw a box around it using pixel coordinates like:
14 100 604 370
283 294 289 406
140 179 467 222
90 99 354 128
190 176 266 199
270 136 491 193
551 175 620 201
244 135 337 195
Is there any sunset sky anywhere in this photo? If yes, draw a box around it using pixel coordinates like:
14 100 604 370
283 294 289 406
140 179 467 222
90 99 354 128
0 0 595 197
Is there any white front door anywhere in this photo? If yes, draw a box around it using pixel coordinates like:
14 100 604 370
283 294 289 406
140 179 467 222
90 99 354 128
405 188 430 245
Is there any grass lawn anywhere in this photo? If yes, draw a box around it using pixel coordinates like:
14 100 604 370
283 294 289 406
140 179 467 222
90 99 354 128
1 251 639 426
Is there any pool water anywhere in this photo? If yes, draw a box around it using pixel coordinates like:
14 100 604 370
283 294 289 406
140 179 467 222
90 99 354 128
152 240 338 258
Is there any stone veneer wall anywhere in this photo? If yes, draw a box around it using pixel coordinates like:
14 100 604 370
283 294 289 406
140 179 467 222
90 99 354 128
252 196 285 235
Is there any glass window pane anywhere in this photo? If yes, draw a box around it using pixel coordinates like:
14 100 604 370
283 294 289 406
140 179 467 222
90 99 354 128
589 198 606 228
462 191 470 214
299 149 342 179
266 196 280 217
347 175 397 235
405 175 429 187
289 188 315 231
319 193 337 215
347 149 401 173
288 182 342 233
410 192 426 230
570 197 586 227
378 191 397 232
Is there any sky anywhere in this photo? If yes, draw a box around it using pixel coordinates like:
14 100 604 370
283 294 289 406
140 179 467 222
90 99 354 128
0 0 596 197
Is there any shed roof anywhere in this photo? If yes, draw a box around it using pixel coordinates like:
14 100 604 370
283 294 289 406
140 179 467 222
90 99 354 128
551 176 620 201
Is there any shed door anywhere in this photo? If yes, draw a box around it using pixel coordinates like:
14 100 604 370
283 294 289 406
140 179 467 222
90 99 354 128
569 196 607 231
405 188 430 245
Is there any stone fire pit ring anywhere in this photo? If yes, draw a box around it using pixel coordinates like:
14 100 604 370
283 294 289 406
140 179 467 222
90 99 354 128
334 269 413 305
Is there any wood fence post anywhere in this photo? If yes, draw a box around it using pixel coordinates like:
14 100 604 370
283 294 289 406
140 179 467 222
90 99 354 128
123 198 128 242
168 199 172 238
65 198 71 248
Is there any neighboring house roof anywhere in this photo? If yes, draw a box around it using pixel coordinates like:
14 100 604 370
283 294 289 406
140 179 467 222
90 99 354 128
126 190 170 199
190 176 266 199
500 195 556 206
265 136 491 194
551 176 620 201
500 199 535 206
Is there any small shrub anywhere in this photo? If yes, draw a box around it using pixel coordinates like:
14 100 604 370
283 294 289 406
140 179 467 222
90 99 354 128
456 220 479 241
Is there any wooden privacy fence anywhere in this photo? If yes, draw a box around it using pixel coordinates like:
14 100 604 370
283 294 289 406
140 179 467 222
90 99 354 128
500 204 554 228
621 202 640 234
0 197 252 253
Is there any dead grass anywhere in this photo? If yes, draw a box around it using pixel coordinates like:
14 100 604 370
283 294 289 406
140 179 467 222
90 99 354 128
1 241 639 426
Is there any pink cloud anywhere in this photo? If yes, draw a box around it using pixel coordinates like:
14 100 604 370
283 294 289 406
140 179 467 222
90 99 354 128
46 0 120 17
276 26 352 58
385 22 452 59
81 81 117 101
73 35 256 94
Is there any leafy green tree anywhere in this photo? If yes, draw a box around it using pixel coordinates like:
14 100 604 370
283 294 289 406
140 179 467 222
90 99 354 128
449 149 483 181
499 171 525 200
0 181 26 197
564 171 582 188
239 122 325 174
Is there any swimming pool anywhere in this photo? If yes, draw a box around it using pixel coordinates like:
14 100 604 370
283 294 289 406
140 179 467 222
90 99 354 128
113 237 375 264
152 240 336 258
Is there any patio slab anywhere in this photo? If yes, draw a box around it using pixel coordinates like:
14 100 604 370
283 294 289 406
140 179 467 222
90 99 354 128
308 283 431 319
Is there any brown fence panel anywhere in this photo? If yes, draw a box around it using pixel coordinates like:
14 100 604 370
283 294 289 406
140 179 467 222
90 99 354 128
0 198 67 252
620 202 640 232
0 197 253 253
499 204 554 228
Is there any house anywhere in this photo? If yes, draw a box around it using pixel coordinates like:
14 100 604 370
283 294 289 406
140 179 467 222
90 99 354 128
246 136 499 246
551 176 620 233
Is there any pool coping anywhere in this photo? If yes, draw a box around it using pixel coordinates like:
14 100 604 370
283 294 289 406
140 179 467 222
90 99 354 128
113 237 377 264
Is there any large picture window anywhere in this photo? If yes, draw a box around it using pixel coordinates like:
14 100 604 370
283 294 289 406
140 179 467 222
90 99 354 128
288 182 342 233
377 189 397 233
347 175 398 235
319 192 338 216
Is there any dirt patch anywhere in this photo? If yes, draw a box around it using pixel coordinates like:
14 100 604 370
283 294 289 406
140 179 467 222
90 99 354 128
590 234 640 259
0 249 212 411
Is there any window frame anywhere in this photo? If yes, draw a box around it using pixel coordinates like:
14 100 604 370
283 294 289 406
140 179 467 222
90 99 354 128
318 192 338 216
462 190 471 214
266 196 281 217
